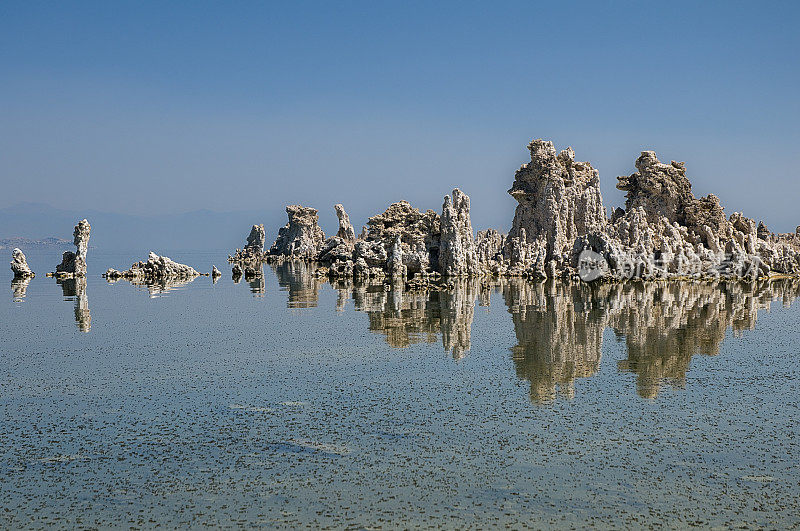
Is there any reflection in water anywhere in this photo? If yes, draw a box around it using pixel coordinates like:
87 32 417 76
47 257 798 398
270 264 799 401
270 262 322 308
270 261 479 357
244 265 265 297
502 279 800 402
502 281 604 403
11 277 31 302
610 281 799 398
56 277 91 332
357 284 440 349
106 276 198 298
8 264 799 528
329 279 479 359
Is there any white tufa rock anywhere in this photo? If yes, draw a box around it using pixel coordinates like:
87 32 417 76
269 205 326 259
11 248 34 278
335 204 356 242
105 252 201 280
439 188 479 277
55 219 91 276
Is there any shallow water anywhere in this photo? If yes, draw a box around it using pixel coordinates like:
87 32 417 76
2 249 799 528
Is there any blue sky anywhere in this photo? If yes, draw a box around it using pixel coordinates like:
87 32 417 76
2 1 798 234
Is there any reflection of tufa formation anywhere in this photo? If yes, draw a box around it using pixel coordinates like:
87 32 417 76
110 275 200 297
503 281 605 402
229 139 800 282
11 276 32 301
56 276 91 332
503 278 800 401
251 263 800 398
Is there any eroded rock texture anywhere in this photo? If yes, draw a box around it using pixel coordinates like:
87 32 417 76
476 229 505 268
364 200 441 275
10 248 34 278
269 206 326 259
335 204 356 242
574 148 798 280
439 188 479 277
230 224 267 263
508 140 606 270
316 205 359 277
252 137 798 282
488 140 799 281
55 219 91 276
616 153 694 225
105 252 201 281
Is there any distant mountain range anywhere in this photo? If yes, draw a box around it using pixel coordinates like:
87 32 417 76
0 202 287 251
0 236 71 250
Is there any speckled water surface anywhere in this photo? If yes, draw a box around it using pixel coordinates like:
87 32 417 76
2 249 799 528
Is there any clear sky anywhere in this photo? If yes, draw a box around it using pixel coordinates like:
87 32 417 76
2 1 799 235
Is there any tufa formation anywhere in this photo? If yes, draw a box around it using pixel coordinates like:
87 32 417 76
105 252 202 281
229 224 267 263
10 248 34 279
228 138 799 283
54 219 91 277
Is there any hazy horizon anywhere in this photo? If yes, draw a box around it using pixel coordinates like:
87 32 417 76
2 1 799 236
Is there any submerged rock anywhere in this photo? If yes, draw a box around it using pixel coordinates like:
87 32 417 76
55 219 91 277
105 252 201 280
10 248 34 278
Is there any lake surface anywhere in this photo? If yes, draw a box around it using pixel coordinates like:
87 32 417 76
2 248 799 528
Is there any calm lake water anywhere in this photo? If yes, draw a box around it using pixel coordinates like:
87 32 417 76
2 248 799 528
